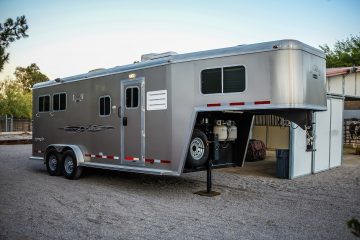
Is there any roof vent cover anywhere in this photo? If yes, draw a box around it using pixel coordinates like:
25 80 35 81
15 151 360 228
141 51 178 62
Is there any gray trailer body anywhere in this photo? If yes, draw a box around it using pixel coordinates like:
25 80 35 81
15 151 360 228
31 39 326 176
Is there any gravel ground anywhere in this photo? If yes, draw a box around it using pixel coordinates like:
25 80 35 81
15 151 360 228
0 145 359 240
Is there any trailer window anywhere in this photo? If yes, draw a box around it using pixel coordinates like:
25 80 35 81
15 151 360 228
53 93 66 111
201 68 222 94
223 66 245 93
99 96 111 116
201 66 245 94
125 87 139 108
38 95 50 112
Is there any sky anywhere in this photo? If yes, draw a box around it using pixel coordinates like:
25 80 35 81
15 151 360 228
0 0 359 80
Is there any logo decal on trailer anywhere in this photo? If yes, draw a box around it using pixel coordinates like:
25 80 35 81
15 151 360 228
59 125 115 133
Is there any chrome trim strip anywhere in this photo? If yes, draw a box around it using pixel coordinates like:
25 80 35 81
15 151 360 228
79 162 179 176
29 156 44 161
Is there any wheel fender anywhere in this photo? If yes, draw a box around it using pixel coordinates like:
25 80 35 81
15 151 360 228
47 144 86 166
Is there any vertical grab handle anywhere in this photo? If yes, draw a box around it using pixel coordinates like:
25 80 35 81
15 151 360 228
118 107 121 118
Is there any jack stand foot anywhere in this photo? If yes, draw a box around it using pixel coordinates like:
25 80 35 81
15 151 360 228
194 190 221 197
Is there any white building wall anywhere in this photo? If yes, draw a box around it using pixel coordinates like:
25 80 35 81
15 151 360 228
313 99 331 173
356 73 360 97
327 75 343 95
290 123 312 178
344 74 356 96
329 98 344 168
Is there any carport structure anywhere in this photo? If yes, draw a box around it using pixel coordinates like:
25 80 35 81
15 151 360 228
327 66 360 146
249 66 360 179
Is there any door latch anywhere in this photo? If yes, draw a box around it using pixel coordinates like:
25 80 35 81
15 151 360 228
122 117 127 126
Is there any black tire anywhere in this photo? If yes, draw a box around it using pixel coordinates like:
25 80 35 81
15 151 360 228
186 129 209 168
45 149 62 176
62 150 83 180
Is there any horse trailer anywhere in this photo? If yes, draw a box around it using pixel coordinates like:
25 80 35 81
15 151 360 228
30 39 326 180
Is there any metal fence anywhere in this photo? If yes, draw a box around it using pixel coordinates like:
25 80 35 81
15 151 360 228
344 119 360 145
0 115 32 132
254 115 288 126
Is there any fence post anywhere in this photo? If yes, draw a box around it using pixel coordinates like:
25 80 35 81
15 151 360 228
10 115 13 132
5 114 8 132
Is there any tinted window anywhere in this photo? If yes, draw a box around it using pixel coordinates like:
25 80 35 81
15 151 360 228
201 66 246 94
99 96 111 116
126 88 132 108
223 66 245 93
125 87 139 108
53 93 66 111
201 68 222 94
39 96 50 112
132 88 139 108
60 93 66 110
39 96 44 112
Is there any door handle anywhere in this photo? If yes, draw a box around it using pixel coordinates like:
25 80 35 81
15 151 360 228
122 117 127 126
118 107 121 118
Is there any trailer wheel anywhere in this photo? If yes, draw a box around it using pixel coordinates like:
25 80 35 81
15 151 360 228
45 149 62 176
187 129 209 168
62 150 83 180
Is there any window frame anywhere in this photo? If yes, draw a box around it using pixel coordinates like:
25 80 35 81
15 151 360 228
52 92 67 112
38 94 51 113
99 95 112 117
200 64 247 95
125 86 140 109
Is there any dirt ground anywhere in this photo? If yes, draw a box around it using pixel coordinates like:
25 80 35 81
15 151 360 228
0 145 359 240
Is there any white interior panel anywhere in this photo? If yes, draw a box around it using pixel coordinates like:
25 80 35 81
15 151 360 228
329 98 344 168
313 99 331 173
328 75 343 95
356 73 360 97
290 123 312 178
344 74 356 96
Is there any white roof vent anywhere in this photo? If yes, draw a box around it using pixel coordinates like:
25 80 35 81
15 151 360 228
141 51 178 62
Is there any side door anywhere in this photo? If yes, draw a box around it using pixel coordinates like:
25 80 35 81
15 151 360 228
121 78 145 166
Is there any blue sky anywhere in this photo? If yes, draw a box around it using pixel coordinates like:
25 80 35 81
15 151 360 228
0 0 359 79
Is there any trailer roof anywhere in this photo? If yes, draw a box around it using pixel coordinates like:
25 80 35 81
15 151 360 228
34 39 324 89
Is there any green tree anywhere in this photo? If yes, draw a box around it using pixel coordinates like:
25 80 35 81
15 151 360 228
0 63 47 119
0 15 29 72
320 35 360 68
0 77 32 119
14 63 49 91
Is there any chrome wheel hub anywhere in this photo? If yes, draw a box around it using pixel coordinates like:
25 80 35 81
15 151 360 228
48 155 57 171
64 156 74 174
190 137 205 160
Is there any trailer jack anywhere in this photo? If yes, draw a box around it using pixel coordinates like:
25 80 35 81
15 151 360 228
194 135 221 197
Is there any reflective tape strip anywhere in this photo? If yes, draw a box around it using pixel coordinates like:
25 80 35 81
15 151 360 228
85 153 119 160
209 101 271 107
207 103 221 107
145 158 171 164
125 156 139 161
254 100 271 105
229 102 245 106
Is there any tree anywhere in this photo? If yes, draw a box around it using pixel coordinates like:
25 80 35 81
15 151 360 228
14 63 49 91
320 35 360 68
0 77 32 119
0 63 48 119
0 15 29 72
